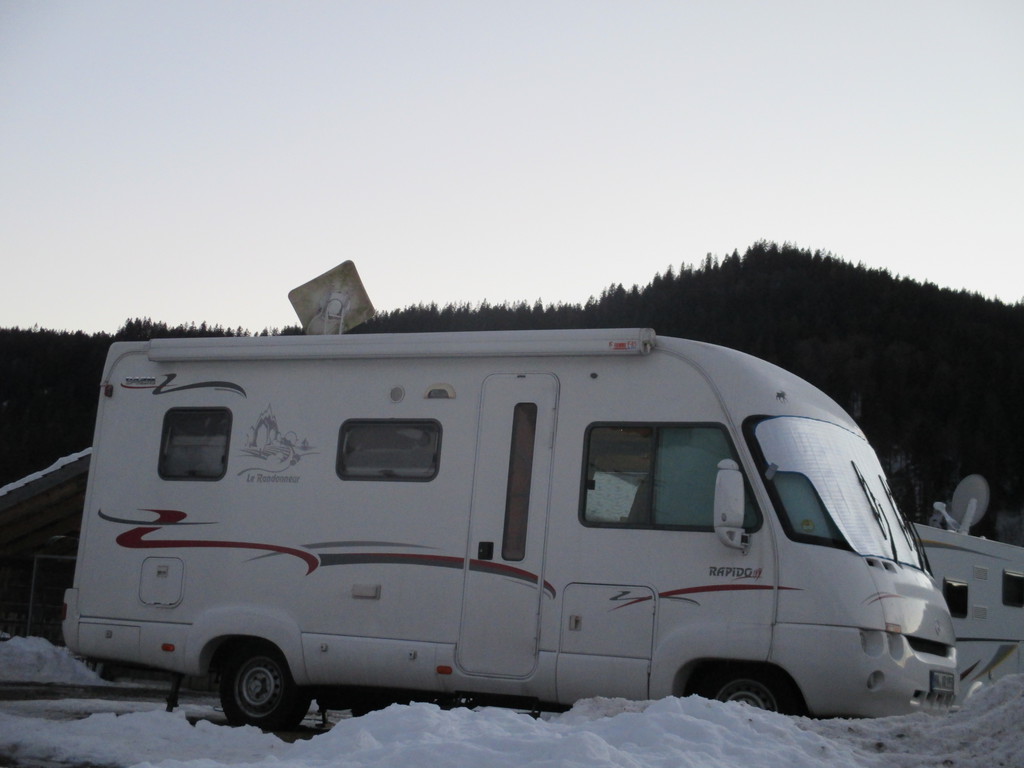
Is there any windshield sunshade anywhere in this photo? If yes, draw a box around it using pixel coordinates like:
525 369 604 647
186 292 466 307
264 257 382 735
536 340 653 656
754 416 922 568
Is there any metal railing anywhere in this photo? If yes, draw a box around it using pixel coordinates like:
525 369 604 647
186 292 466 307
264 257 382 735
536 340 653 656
0 555 76 644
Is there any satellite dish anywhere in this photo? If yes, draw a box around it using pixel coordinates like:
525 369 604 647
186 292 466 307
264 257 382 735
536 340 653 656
288 261 375 335
948 474 990 533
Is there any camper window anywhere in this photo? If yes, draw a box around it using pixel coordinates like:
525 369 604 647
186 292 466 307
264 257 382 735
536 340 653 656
1003 571 1024 608
501 403 538 561
158 408 232 480
337 420 441 481
582 424 755 530
769 471 845 547
943 579 969 618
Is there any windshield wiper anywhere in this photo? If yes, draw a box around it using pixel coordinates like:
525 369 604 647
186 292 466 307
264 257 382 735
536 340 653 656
880 474 923 565
851 460 898 561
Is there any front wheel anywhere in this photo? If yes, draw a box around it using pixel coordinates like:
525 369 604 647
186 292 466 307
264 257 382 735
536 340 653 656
692 665 805 715
219 643 311 730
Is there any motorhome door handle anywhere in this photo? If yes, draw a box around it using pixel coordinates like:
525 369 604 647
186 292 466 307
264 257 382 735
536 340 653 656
477 541 494 560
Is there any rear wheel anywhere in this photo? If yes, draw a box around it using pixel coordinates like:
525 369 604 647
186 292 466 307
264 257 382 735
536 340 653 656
219 643 311 730
692 664 804 715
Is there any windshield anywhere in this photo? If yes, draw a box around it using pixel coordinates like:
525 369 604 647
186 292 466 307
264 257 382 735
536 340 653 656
752 416 923 569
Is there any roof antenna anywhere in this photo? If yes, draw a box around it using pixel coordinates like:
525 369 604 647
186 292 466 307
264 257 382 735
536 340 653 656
288 261 375 335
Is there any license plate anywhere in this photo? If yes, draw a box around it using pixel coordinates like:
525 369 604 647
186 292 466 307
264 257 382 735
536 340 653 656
930 670 956 694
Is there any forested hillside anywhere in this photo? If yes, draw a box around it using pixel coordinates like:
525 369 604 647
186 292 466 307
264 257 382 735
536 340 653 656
3 243 1022 539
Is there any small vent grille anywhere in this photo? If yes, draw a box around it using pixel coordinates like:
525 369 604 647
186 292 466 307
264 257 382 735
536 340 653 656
974 566 989 580
973 605 989 620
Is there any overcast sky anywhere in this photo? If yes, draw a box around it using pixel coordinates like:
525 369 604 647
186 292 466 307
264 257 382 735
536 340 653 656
2 1 1021 334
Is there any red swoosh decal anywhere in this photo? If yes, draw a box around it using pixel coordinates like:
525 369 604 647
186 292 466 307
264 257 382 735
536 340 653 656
318 551 557 598
613 583 799 610
661 584 789 598
863 592 902 605
109 508 319 574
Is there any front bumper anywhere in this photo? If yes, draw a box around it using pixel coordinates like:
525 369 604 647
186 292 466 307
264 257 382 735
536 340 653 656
772 623 957 717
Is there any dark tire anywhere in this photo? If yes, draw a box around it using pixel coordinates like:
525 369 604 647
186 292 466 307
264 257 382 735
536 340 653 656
692 664 805 715
219 642 311 730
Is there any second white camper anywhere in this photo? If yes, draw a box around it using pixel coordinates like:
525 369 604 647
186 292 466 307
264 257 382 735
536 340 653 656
64 328 957 727
918 523 1024 701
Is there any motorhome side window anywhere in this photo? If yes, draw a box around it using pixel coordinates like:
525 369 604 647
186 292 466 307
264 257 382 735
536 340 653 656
582 424 755 529
501 403 538 561
158 408 232 480
1004 571 1024 608
337 420 441 481
943 579 969 618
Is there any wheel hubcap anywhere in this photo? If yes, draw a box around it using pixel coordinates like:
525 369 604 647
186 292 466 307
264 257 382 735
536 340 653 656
717 679 778 711
236 656 283 716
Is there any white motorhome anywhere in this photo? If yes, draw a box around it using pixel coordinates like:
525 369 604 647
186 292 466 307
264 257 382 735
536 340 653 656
917 523 1024 701
63 328 958 727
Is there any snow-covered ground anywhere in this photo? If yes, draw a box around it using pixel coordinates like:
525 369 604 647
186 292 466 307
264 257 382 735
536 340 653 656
1 636 1021 768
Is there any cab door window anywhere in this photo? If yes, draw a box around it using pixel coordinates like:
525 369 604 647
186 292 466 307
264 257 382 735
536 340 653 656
582 424 757 530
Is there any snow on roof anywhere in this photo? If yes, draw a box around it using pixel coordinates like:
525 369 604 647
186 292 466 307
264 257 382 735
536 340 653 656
0 448 92 501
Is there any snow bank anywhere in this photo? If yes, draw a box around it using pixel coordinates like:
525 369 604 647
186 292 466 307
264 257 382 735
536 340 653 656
0 635 107 685
809 675 1024 768
276 697 855 768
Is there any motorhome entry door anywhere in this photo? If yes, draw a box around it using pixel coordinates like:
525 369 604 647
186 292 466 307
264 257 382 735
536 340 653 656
457 373 558 677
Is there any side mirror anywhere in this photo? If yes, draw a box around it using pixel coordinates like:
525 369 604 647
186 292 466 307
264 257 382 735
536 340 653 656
714 459 750 553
